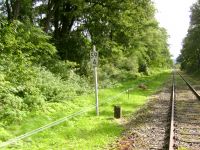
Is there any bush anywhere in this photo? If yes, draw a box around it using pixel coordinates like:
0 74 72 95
0 127 12 141
0 53 92 122
0 20 92 122
0 20 56 64
0 74 27 122
98 56 139 88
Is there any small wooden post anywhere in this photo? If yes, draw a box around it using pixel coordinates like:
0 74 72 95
114 105 122 119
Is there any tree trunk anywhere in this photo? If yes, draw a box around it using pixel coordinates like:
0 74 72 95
5 0 12 21
44 0 53 32
6 0 21 21
12 0 21 20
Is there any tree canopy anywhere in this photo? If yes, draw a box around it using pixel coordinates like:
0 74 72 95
0 0 172 75
178 0 200 72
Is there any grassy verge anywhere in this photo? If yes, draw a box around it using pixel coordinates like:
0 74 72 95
0 70 171 150
178 70 200 85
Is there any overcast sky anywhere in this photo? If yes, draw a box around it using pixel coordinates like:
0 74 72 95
153 0 197 59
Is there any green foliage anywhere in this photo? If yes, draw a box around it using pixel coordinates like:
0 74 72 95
99 55 139 85
0 0 172 76
0 70 171 149
89 0 171 79
0 0 172 123
0 72 27 122
0 127 12 142
0 22 91 122
179 0 200 72
0 20 56 64
0 54 91 122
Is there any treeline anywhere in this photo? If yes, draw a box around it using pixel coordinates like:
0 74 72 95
0 0 172 122
178 0 200 72
1 0 172 74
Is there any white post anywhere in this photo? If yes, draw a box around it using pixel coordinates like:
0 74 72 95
94 66 99 116
93 45 99 116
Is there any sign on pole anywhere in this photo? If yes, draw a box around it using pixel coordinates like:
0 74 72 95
90 49 98 67
90 45 99 116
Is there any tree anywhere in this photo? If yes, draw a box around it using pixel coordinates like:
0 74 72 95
179 0 200 72
0 0 172 75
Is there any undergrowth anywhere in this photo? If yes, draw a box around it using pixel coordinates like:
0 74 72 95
0 70 171 149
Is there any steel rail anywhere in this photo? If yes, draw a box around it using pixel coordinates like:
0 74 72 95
177 72 200 100
169 71 175 150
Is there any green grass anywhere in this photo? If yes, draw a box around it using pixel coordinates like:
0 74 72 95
0 69 171 150
178 70 200 85
178 147 189 150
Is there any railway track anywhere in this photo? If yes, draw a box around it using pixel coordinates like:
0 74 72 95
109 71 200 150
170 72 200 150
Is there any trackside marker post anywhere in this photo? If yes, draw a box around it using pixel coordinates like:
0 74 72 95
90 45 99 116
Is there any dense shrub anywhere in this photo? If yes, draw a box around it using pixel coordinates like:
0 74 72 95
0 22 92 122
0 20 56 64
0 73 27 122
0 54 92 122
97 56 139 88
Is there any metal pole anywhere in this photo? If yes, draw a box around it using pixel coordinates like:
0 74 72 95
94 66 99 116
93 45 99 116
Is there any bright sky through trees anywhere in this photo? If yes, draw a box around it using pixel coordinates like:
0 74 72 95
153 0 196 59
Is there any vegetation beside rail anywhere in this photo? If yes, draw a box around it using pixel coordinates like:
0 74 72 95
0 69 171 149
0 0 172 124
0 0 173 149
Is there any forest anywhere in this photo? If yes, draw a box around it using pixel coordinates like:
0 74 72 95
0 0 174 132
178 0 200 72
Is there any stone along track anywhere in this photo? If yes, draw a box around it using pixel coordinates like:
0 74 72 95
173 72 200 150
108 76 173 149
108 72 200 150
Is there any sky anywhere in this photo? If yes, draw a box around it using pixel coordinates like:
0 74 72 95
153 0 197 59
